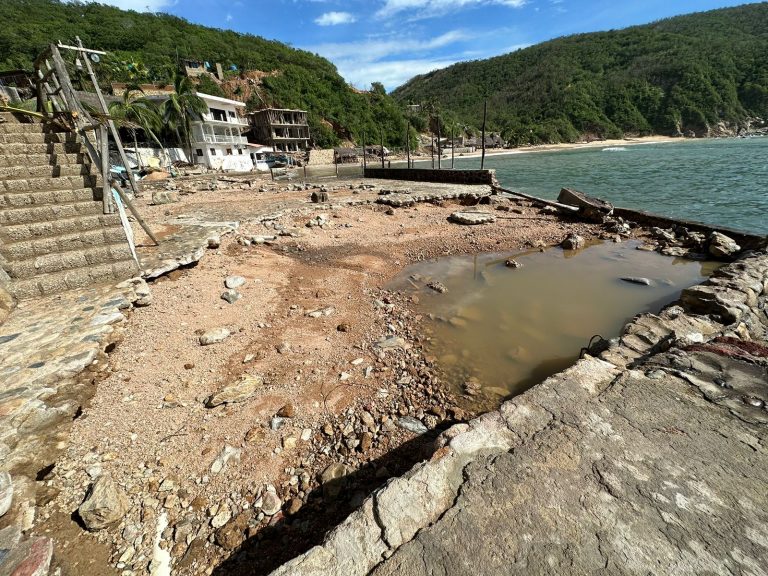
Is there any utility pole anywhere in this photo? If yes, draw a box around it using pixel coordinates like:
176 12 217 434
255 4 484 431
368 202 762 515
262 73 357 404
451 125 455 169
437 115 441 170
362 130 367 171
380 127 385 169
405 120 411 169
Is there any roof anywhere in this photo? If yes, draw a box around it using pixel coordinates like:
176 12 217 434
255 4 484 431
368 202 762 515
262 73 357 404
196 92 246 107
249 108 308 115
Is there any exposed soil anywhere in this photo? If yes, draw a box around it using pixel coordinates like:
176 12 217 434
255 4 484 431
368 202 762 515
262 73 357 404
37 176 605 575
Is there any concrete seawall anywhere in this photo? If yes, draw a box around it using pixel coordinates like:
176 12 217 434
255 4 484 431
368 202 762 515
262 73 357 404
269 250 768 575
364 167 498 186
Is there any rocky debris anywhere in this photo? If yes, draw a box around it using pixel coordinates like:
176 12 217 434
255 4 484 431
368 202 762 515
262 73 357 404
307 306 335 318
306 214 329 228
277 403 296 418
224 275 246 289
78 474 130 531
557 187 613 221
448 211 496 225
397 416 428 434
375 336 410 351
215 513 248 550
311 191 329 203
260 491 282 516
199 327 231 346
133 279 153 307
151 190 179 205
504 259 523 268
620 276 653 286
221 289 241 304
0 472 12 517
337 323 351 332
561 233 585 250
207 235 221 249
427 281 447 294
210 446 242 474
206 374 263 407
320 463 351 499
708 231 741 259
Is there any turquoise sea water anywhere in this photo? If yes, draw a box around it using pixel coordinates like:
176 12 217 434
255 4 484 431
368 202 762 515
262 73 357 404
451 137 768 235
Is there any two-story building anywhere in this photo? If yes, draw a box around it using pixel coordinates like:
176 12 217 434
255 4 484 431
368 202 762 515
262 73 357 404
190 93 253 172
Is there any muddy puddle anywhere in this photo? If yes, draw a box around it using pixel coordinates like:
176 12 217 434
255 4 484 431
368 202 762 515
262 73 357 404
391 240 718 409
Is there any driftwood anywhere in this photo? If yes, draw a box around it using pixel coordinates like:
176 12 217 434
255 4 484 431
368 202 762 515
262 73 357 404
557 187 614 222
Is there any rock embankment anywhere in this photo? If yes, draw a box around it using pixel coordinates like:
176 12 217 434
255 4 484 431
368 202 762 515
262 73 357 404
270 251 768 576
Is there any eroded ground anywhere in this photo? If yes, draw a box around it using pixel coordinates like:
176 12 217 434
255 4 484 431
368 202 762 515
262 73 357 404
34 177 603 575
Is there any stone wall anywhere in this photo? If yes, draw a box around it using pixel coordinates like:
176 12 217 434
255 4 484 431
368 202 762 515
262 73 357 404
308 149 336 166
364 168 497 186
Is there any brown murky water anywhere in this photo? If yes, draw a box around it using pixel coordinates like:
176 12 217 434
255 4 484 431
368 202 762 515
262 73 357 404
392 240 718 408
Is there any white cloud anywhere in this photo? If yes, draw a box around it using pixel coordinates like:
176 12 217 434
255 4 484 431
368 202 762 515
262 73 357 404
339 58 460 90
376 0 526 19
315 11 357 26
66 0 175 11
226 13 233 22
312 30 468 61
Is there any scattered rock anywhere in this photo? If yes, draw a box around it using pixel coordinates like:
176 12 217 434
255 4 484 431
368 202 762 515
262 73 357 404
199 327 231 346
375 336 409 351
427 281 448 294
561 233 585 250
397 416 428 434
448 211 496 225
210 446 242 474
287 497 303 515
221 290 241 304
207 236 221 249
215 513 248 550
306 306 335 318
311 191 329 203
337 323 351 332
0 536 53 576
78 474 130 531
260 492 282 516
211 503 232 529
225 276 246 289
0 472 12 518
206 374 263 407
620 277 653 286
320 463 350 499
151 190 179 205
504 259 523 268
708 232 741 259
277 403 295 418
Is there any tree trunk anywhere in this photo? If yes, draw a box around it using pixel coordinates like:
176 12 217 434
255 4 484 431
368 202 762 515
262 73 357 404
481 99 487 170
133 129 143 170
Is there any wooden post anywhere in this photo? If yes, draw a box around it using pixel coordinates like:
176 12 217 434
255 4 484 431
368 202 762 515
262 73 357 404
380 128 385 169
451 126 455 169
111 179 160 245
100 125 111 214
405 121 411 169
74 36 140 198
362 130 367 171
437 116 442 170
431 135 435 169
481 99 487 170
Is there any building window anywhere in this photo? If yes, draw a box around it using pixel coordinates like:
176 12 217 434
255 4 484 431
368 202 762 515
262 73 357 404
210 108 227 122
238 149 243 155
210 148 216 155
226 148 233 155
196 149 203 157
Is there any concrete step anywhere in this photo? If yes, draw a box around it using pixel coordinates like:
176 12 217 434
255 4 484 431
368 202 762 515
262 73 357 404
0 142 83 155
0 219 126 259
0 174 98 194
0 122 46 134
4 242 135 277
8 258 140 300
0 212 120 243
0 152 88 169
0 132 78 145
0 163 93 181
0 199 103 226
0 187 102 210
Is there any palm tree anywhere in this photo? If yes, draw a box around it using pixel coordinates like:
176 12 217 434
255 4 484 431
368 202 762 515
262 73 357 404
108 87 163 169
162 72 207 163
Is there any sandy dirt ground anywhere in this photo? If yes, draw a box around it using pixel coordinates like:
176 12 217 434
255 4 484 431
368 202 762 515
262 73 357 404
37 177 606 576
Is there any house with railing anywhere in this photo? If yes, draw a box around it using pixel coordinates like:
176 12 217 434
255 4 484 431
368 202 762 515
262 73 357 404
190 92 253 171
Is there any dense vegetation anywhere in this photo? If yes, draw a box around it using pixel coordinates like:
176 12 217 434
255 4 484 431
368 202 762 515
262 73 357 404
0 0 407 148
394 3 768 144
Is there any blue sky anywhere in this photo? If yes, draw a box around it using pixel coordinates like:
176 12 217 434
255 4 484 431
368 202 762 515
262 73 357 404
96 0 760 90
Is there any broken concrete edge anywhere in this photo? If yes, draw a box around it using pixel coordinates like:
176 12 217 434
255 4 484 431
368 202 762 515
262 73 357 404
268 250 767 576
140 222 239 280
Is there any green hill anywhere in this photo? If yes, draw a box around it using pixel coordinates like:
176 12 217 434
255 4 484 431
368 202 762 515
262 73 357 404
0 0 406 148
393 3 768 145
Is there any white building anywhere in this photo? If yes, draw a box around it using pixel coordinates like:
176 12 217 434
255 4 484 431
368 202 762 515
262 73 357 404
190 93 253 172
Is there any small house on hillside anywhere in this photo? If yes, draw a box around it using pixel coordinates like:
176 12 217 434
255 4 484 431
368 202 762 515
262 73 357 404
190 92 253 171
334 147 359 164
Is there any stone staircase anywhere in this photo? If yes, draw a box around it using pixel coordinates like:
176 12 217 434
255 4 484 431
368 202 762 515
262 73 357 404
0 112 139 300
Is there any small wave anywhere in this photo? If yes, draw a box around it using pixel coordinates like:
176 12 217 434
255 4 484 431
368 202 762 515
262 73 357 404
602 147 627 152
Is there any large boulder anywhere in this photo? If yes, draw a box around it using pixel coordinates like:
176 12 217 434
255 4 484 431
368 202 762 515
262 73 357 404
708 232 741 259
448 211 495 225
557 188 613 222
561 233 585 250
78 474 130 531
151 190 178 205
206 374 263 407
0 472 12 517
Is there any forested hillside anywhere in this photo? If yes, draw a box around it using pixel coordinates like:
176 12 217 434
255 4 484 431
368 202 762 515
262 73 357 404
0 0 406 147
393 3 768 144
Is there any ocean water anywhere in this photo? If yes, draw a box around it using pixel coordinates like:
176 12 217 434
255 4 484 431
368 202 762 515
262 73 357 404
452 137 768 235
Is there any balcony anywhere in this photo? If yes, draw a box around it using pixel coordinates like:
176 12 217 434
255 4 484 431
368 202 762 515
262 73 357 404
193 133 248 145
